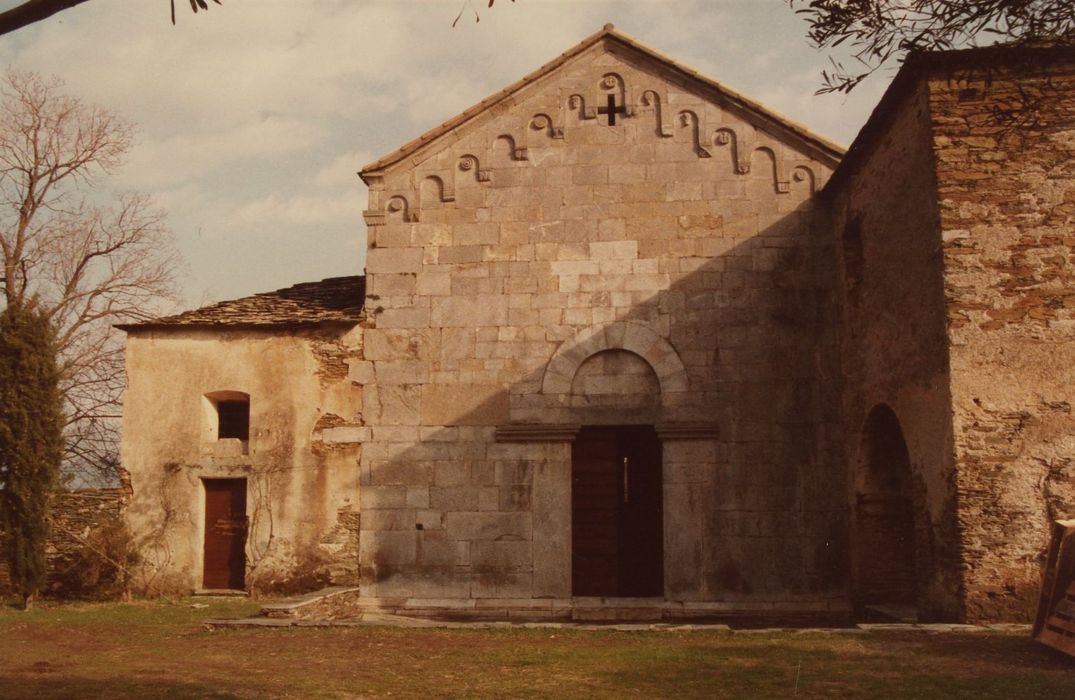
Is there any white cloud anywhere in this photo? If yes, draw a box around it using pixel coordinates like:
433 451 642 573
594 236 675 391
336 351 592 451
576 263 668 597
121 116 328 188
233 191 361 227
314 150 375 189
0 0 880 304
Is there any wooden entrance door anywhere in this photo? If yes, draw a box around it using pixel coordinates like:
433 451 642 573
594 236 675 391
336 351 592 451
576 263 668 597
203 479 247 590
572 425 663 597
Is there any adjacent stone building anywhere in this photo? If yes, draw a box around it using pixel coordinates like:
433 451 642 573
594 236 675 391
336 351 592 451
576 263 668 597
120 26 1075 623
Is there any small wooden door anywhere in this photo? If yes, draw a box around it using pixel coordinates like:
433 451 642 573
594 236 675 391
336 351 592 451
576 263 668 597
572 425 663 597
203 479 247 590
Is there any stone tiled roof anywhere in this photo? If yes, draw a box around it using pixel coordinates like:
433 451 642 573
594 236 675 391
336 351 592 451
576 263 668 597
118 276 365 331
360 23 846 178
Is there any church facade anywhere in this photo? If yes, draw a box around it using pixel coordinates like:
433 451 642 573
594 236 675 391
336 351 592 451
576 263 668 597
120 26 1075 623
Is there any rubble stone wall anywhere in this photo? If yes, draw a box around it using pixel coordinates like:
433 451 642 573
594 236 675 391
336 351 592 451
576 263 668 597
931 55 1075 621
0 487 128 598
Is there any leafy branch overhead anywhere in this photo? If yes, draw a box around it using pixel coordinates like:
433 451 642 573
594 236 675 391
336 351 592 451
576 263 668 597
171 0 222 25
791 0 1075 93
452 0 515 29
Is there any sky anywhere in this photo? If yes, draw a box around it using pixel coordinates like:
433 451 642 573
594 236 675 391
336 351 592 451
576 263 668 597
0 0 892 310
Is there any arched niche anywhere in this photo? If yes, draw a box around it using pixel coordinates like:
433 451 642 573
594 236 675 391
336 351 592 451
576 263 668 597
566 349 661 424
851 404 920 618
542 321 687 397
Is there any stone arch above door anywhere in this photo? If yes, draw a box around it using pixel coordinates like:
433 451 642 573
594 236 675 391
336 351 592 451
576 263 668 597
541 321 688 396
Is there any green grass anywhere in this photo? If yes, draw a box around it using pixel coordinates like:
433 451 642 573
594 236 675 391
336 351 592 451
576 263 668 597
1 597 1072 699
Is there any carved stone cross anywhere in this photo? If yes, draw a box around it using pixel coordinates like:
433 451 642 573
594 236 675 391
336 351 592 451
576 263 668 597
597 94 627 126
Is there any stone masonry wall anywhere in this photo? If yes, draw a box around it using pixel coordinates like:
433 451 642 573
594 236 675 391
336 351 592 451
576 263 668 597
827 79 964 620
358 38 845 610
930 53 1075 621
0 487 128 598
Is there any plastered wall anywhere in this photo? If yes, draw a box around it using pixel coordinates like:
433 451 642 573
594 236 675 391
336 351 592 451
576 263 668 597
121 327 363 594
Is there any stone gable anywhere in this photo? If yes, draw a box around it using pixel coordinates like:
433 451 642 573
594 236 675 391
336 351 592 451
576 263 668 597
352 26 848 610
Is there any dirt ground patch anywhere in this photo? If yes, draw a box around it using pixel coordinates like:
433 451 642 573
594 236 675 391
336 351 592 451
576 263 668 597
1 598 1073 698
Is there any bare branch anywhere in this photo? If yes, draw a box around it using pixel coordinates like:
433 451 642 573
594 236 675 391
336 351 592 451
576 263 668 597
0 0 92 37
0 70 182 484
0 1 225 38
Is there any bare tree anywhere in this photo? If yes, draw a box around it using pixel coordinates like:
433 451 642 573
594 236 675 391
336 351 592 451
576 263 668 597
0 71 181 485
792 0 1075 93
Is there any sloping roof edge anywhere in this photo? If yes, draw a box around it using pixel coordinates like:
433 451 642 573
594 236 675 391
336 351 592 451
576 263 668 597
117 319 360 333
116 275 366 332
360 23 846 179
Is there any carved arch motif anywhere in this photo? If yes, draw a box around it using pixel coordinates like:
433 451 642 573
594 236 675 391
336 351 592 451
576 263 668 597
457 154 490 182
713 127 752 174
418 173 455 209
640 90 672 137
792 165 816 194
677 110 711 158
385 194 417 223
541 321 688 396
750 146 780 193
752 140 792 193
599 72 633 117
567 93 598 121
362 175 386 226
494 133 528 161
530 113 564 141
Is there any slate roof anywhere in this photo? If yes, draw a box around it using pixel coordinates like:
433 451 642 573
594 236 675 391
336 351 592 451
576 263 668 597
360 23 846 178
118 276 365 331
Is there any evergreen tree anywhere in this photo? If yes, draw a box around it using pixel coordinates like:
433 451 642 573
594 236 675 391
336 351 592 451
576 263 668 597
0 302 64 610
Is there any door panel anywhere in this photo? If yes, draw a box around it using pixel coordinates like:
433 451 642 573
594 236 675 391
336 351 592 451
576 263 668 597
618 427 663 597
203 478 247 590
572 426 663 597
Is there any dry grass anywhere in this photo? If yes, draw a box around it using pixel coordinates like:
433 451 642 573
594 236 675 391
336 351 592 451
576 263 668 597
1 597 1073 698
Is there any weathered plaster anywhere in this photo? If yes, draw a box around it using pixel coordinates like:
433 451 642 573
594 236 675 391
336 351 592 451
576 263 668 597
121 327 363 593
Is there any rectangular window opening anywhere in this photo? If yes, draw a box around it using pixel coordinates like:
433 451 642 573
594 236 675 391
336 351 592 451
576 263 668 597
217 400 250 441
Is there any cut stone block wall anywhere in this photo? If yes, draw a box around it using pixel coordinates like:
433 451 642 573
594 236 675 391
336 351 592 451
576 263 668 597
358 39 845 608
114 33 1075 622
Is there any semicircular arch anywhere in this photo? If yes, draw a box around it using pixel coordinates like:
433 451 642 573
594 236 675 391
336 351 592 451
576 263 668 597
541 321 687 396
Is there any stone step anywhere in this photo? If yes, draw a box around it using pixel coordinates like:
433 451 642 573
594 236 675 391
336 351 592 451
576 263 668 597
193 589 249 598
258 586 361 620
861 604 918 624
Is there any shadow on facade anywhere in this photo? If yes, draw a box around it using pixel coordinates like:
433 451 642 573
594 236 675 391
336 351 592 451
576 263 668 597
357 188 965 622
